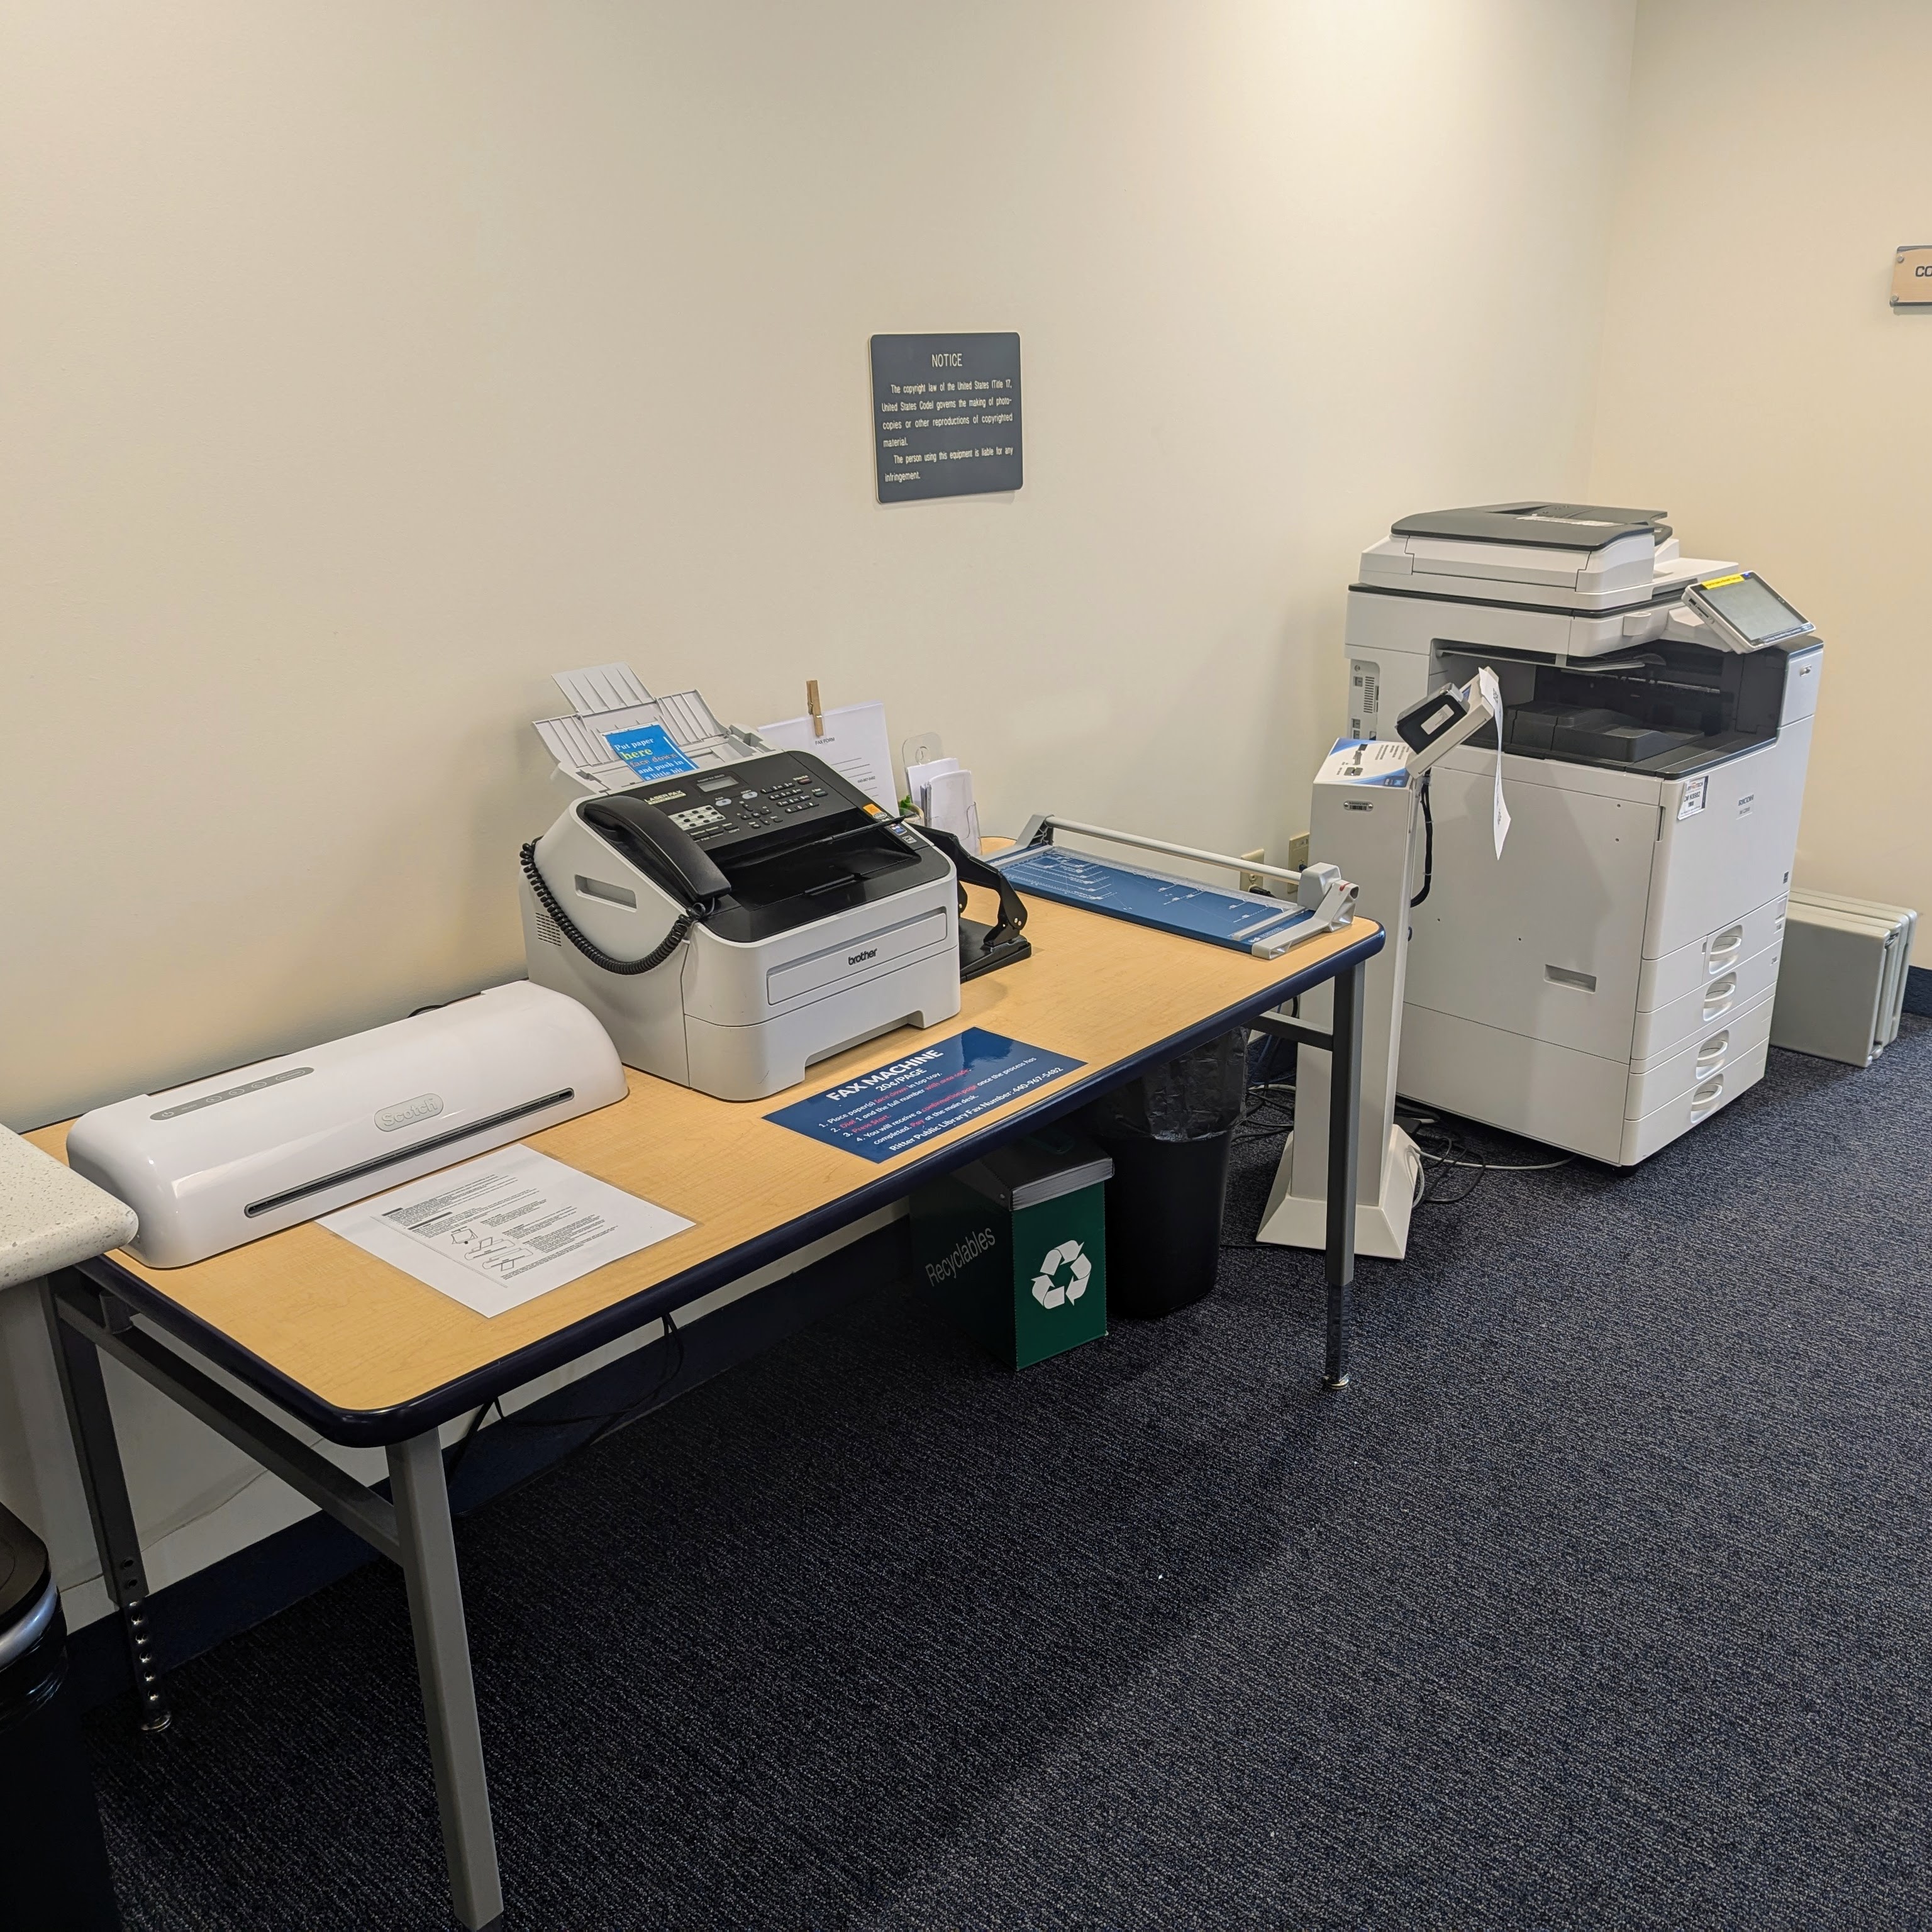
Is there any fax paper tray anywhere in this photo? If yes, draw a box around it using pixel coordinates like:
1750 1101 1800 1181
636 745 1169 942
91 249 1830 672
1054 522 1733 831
533 663 768 795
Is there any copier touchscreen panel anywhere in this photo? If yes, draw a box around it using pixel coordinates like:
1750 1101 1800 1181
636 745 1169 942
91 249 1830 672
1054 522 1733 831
1692 572 1811 647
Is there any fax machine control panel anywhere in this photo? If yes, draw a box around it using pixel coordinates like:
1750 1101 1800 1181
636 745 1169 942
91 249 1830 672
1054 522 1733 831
633 750 880 861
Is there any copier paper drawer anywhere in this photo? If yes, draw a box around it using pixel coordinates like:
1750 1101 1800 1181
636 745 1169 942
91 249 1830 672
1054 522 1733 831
1635 894 1787 1015
1641 721 1812 961
1628 933 1783 1063
1619 1036 1771 1165
765 909 951 1006
1623 985 1776 1121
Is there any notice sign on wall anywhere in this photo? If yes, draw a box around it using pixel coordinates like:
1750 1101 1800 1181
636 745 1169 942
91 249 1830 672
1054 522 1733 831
870 332 1022 502
1892 245 1932 307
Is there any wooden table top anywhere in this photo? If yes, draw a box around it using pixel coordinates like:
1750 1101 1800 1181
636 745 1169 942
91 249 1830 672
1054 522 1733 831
29 898 1379 1440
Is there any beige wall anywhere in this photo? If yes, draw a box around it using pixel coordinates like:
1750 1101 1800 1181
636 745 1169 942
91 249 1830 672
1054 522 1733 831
1590 0 1932 951
1 0 1636 1130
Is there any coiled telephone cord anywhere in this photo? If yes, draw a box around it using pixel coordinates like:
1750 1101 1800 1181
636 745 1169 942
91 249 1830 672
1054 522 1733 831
519 840 695 975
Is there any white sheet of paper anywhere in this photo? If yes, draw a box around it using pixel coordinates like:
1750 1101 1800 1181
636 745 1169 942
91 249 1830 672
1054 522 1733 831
1475 665 1511 857
757 699 897 811
922 766 980 849
319 1145 692 1318
904 755 958 799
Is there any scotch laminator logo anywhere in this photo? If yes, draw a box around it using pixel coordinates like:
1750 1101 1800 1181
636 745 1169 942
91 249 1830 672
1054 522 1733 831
925 1226 996 1286
374 1092 444 1132
1030 1239 1092 1310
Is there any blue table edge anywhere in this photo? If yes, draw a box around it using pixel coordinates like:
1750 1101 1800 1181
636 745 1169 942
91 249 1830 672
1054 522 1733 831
72 923 1384 1447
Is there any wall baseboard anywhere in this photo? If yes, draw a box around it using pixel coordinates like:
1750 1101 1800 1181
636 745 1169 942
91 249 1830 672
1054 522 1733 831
1904 965 1932 1018
69 1219 910 1713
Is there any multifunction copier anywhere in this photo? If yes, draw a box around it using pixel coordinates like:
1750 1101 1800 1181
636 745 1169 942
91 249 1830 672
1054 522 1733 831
521 670 960 1101
1343 502 1822 1164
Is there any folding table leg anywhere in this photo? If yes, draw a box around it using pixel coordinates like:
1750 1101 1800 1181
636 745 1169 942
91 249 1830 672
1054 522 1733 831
40 1273 172 1731
387 1430 504 1932
1323 958 1364 1391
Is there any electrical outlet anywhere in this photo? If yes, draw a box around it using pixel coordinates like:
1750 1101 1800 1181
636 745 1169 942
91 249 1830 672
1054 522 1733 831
1288 831 1311 870
1238 848 1267 894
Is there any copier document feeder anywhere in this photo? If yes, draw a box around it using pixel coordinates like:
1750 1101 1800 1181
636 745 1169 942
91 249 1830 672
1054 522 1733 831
521 748 962 1101
1343 502 1823 1165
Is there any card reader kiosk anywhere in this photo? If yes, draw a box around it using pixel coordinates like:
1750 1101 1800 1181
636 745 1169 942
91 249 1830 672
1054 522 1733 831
1256 675 1499 1261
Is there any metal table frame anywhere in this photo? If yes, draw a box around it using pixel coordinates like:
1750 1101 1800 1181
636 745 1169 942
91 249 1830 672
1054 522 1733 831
42 943 1372 1931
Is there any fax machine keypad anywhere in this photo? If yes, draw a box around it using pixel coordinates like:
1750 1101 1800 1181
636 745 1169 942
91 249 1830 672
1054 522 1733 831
653 753 858 845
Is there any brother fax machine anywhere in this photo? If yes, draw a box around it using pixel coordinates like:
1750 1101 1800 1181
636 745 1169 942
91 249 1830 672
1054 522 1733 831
521 734 962 1103
1339 502 1822 1165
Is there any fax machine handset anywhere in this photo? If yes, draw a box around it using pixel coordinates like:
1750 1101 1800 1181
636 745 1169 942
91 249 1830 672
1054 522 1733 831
521 792 727 979
580 794 729 910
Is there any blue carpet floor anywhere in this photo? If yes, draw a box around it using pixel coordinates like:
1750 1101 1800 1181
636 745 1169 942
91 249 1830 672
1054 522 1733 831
85 1024 1932 1929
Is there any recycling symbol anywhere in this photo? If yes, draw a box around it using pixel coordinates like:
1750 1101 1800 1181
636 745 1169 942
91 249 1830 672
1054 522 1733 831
1030 1239 1091 1310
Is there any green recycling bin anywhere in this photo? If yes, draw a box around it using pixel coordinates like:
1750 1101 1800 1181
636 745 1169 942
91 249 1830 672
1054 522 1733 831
911 1126 1111 1368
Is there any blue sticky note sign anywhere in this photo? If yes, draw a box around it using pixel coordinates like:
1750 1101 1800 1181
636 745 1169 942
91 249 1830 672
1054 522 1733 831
766 1028 1085 1163
604 723 698 784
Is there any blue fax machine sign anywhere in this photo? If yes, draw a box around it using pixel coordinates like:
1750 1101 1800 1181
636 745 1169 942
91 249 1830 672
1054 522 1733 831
765 1028 1084 1163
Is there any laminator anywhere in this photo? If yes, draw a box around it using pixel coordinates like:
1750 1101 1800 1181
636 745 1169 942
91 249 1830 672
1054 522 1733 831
66 982 628 1267
520 747 962 1101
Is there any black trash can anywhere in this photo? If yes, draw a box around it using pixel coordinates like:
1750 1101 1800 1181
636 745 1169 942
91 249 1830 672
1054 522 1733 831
0 1503 121 1932
1080 1028 1247 1318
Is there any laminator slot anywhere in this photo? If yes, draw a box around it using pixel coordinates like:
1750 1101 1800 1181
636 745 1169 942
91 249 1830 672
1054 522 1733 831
244 1088 575 1217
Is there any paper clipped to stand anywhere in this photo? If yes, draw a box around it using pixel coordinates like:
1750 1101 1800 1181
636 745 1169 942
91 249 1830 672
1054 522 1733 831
320 1145 693 1318
757 700 897 813
1475 665 1511 857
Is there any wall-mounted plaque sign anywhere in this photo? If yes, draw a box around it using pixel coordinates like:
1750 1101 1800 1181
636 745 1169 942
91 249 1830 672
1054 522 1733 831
870 332 1022 502
1891 245 1932 307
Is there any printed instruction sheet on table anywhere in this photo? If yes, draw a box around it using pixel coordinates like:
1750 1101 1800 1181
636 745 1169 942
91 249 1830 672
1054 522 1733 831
320 1145 692 1317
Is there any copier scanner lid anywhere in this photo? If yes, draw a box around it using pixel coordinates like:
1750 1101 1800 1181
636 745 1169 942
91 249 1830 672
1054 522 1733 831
1391 502 1672 550
1360 501 1712 613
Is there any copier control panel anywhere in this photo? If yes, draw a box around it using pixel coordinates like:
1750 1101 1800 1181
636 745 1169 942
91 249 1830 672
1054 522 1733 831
633 750 884 862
